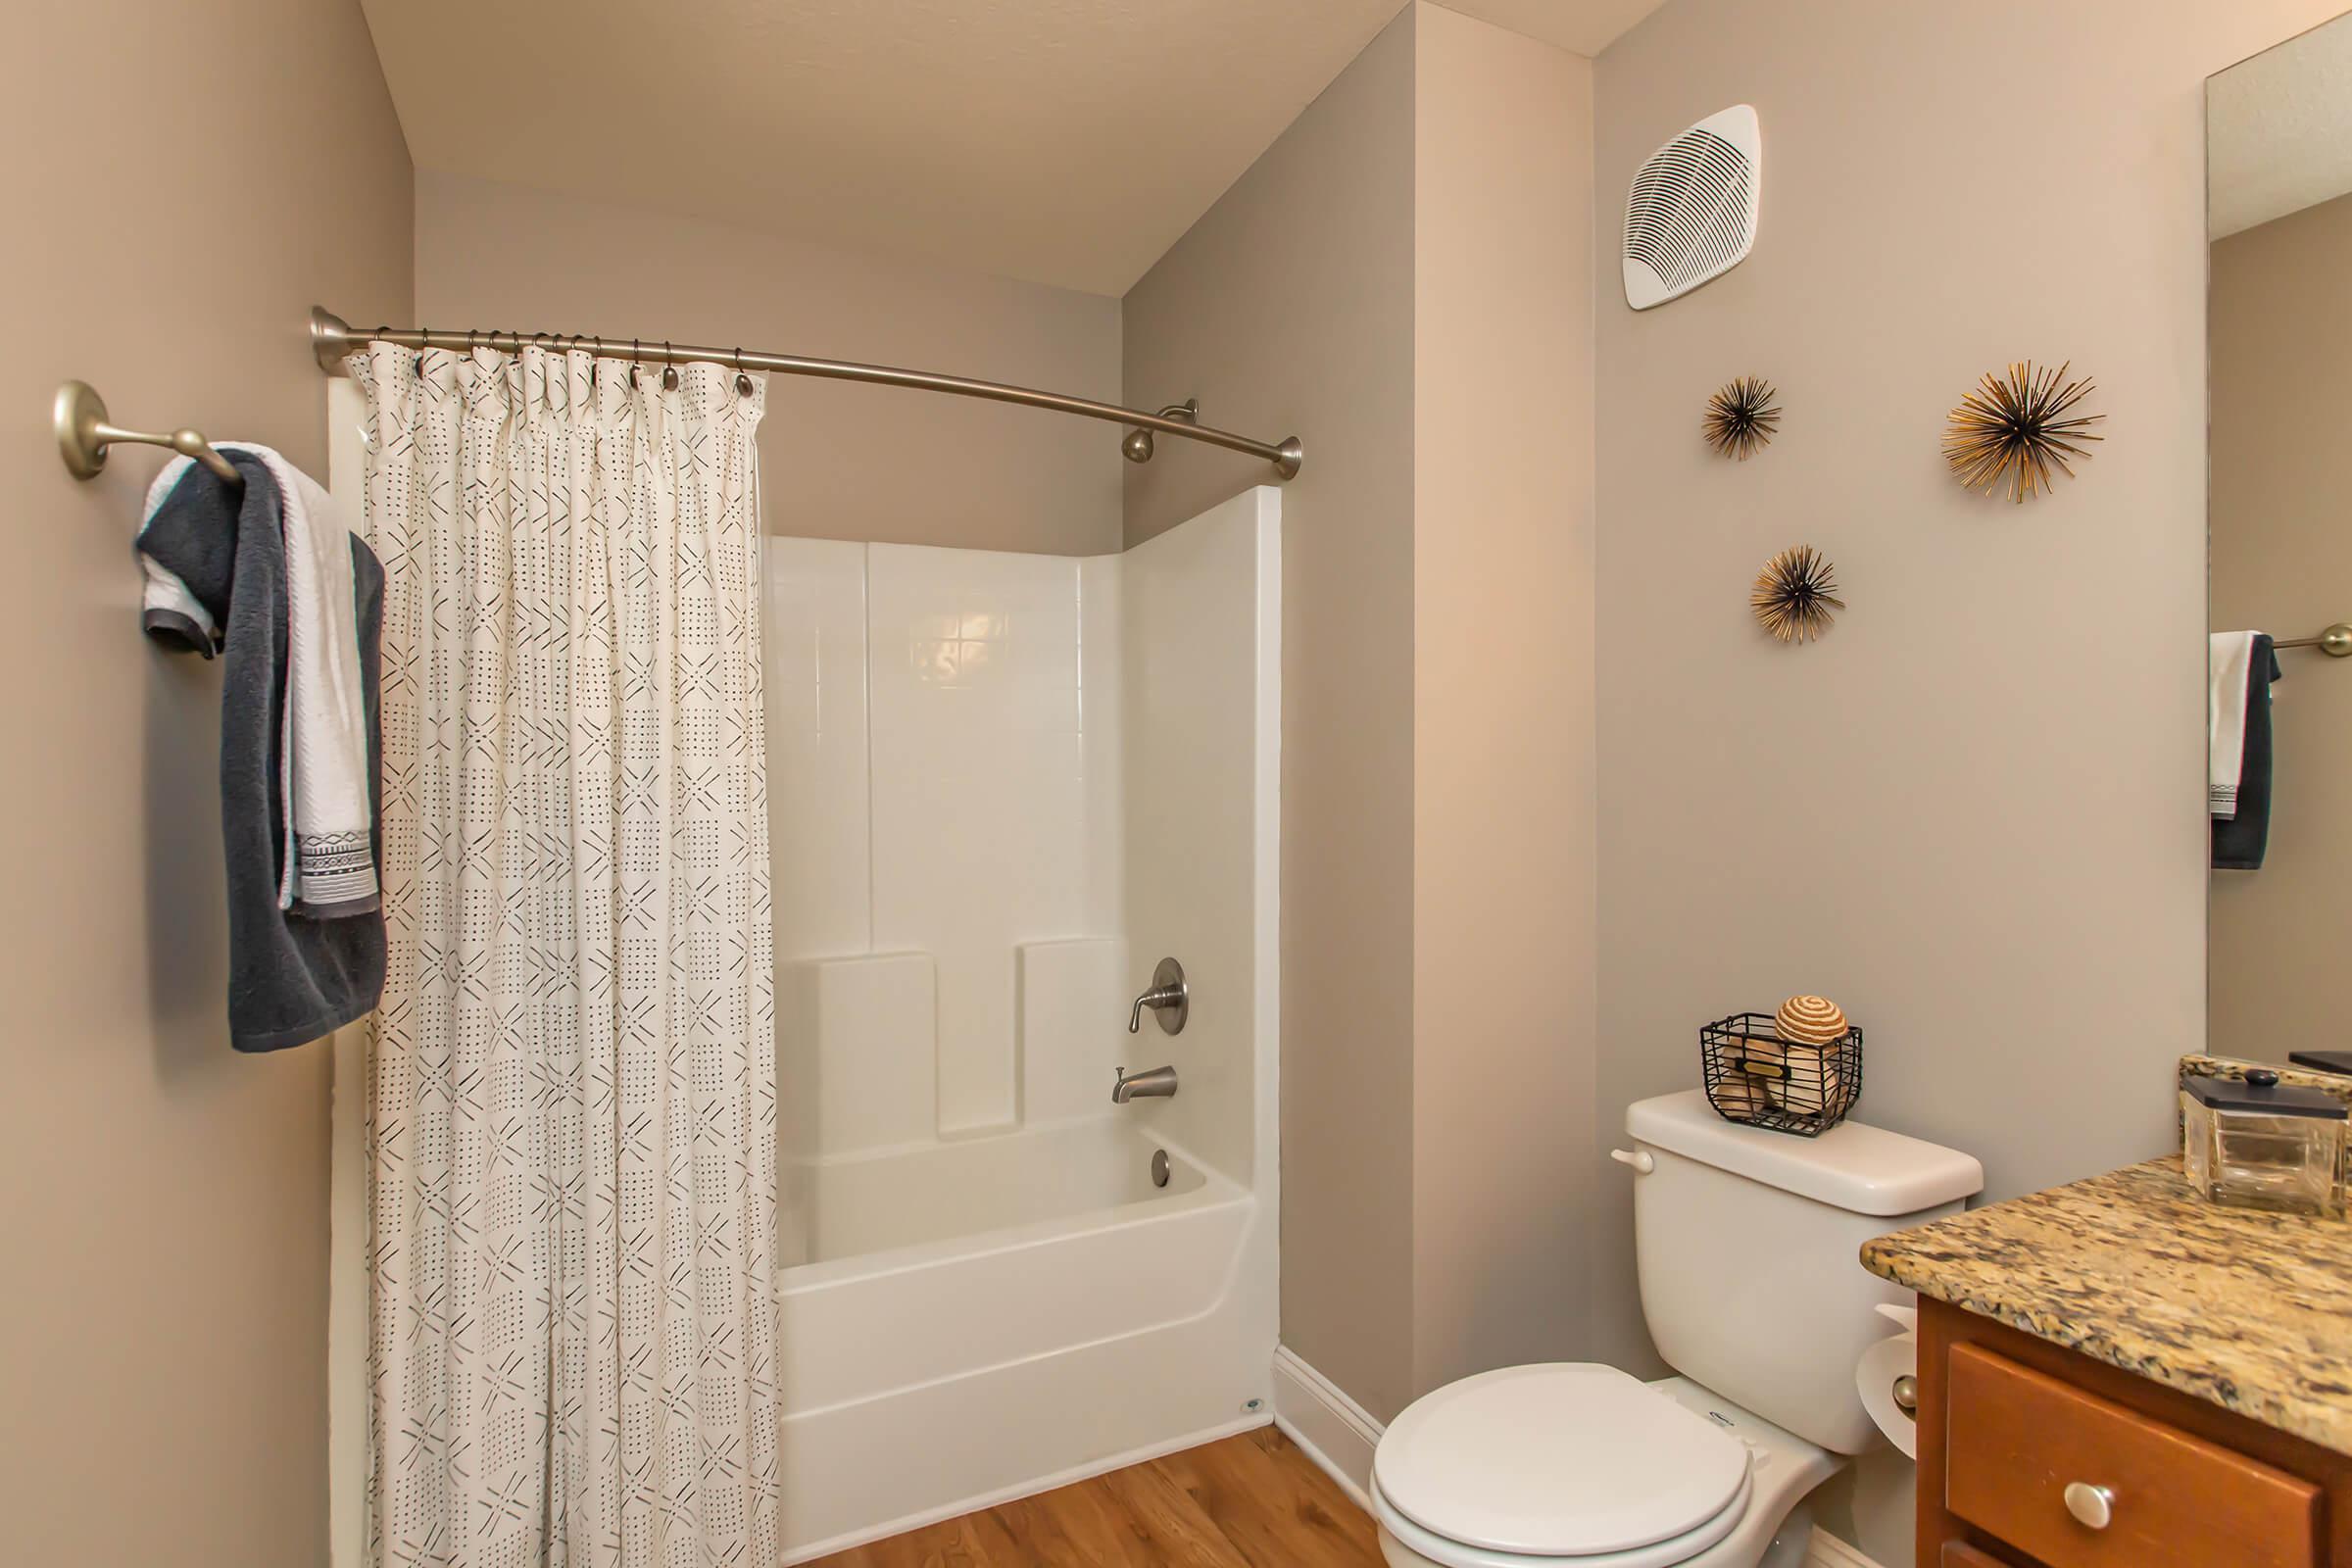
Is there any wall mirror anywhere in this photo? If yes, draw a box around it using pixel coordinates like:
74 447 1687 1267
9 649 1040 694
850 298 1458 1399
2208 11 2352 1067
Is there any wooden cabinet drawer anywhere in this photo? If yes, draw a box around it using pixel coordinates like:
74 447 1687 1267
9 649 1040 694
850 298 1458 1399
1945 1343 2321 1568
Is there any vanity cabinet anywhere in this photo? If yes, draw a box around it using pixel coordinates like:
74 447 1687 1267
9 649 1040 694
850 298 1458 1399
1917 1299 2352 1568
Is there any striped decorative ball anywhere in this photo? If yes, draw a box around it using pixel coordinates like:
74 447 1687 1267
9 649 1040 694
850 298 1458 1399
1774 995 1848 1046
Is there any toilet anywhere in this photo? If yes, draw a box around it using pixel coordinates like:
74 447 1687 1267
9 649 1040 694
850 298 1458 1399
1371 1090 1983 1568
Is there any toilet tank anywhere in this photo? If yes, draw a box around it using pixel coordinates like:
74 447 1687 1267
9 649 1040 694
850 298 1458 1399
1625 1091 1983 1454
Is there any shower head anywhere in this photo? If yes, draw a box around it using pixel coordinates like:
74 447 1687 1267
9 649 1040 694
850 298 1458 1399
1121 399 1200 465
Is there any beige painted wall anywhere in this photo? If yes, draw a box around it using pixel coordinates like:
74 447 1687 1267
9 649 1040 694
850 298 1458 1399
415 171 1124 556
2210 189 2352 1061
1125 2 1597 1420
1124 7 1422 1421
1592 3 2350 1558
0 4 413 1565
1410 5 1597 1396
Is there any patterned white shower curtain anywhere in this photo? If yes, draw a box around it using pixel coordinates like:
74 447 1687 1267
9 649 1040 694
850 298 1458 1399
352 342 777 1568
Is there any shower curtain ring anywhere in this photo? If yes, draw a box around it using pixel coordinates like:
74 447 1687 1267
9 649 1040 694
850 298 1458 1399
629 337 641 388
662 340 678 391
734 346 752 399
416 324 428 376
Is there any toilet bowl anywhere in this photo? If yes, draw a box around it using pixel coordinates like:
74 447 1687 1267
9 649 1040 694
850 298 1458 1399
1367 1092 1984 1568
1369 1371 1838 1568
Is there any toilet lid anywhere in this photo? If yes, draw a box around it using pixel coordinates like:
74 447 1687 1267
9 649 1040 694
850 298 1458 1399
1373 1364 1752 1557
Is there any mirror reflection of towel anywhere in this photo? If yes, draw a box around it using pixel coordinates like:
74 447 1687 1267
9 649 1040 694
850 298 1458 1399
2215 632 2281 871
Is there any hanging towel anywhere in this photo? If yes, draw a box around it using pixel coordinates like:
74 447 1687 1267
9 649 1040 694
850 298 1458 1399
142 446 379 913
2215 632 2282 871
135 451 387 1051
246 444 380 914
2211 631 2258 819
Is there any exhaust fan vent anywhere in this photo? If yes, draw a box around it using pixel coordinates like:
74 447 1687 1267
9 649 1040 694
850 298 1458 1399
1624 105 1761 310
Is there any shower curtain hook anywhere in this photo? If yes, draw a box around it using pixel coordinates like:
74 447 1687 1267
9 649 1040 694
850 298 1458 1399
629 337 641 388
734 346 752 400
415 324 427 377
662 340 678 392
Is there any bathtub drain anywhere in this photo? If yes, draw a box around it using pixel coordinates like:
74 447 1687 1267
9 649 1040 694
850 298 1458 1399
1151 1149 1171 1188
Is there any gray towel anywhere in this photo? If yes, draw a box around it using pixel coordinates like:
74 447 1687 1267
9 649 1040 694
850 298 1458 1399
136 454 386 1052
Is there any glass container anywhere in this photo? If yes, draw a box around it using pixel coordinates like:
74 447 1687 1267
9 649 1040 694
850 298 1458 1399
2181 1070 2347 1217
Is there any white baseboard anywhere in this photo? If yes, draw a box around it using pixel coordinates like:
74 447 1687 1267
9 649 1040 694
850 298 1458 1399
1270 1345 1384 1510
1805 1528 1891 1568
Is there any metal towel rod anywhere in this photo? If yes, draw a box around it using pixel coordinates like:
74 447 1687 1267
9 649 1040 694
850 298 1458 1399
305 307 1304 479
2274 624 2352 658
53 380 241 487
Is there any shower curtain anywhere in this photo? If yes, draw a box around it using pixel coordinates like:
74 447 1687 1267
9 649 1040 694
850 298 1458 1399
352 342 777 1568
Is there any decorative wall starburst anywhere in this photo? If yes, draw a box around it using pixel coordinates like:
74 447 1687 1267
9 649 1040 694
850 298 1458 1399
1751 545 1844 644
1703 375 1782 461
1943 361 2103 504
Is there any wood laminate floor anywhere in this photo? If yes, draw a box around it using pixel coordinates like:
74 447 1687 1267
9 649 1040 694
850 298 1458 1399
804 1427 1387 1567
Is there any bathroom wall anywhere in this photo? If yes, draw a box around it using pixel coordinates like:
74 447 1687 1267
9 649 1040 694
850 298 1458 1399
413 169 1124 556
1123 5 1423 1423
1125 3 1598 1421
0 4 414 1567
1592 3 2352 1558
2209 190 2352 1059
1409 3 1597 1397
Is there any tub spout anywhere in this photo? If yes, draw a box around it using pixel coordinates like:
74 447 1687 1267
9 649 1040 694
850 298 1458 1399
1112 1064 1178 1103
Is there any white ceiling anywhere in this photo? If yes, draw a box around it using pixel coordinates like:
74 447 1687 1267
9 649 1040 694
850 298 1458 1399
2210 12 2352 239
361 0 1665 297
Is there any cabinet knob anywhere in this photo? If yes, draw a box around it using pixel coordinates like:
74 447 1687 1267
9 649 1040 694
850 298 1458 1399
2063 1481 2115 1530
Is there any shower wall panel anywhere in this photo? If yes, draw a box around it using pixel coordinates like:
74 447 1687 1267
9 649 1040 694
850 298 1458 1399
764 541 1124 1147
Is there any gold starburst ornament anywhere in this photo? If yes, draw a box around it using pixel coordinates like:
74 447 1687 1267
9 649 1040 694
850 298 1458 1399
1751 545 1844 644
1943 361 2103 504
1704 375 1782 461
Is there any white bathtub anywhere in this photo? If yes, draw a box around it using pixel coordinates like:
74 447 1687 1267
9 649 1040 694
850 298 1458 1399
783 1115 1209 1265
775 1119 1274 1561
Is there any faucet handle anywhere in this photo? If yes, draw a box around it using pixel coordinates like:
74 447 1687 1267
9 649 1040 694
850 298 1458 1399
1128 987 1178 1032
1127 956 1190 1035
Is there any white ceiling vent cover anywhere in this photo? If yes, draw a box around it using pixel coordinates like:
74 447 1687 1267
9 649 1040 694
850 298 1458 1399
1624 105 1762 310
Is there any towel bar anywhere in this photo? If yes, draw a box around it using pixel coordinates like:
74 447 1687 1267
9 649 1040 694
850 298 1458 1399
2274 624 2352 657
54 381 241 487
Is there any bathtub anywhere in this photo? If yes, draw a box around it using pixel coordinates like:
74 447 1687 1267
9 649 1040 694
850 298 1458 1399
775 1119 1274 1561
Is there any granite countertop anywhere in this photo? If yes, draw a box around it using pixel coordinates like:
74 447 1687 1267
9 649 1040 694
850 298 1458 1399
1859 1156 2352 1456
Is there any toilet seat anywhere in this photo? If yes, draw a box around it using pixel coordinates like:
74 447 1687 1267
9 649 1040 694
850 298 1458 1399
1372 1465 1752 1568
1372 1364 1753 1563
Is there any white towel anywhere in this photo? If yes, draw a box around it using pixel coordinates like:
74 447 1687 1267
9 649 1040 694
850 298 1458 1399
141 445 377 913
2211 631 2259 820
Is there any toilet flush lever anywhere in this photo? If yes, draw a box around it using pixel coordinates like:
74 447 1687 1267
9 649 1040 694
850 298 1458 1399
1609 1148 1654 1175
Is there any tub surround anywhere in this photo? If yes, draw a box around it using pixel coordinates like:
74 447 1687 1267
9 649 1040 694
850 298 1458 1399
761 489 1283 1562
1860 1155 2352 1457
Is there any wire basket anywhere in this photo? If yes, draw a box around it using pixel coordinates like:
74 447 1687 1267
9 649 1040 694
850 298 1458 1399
1700 1012 1862 1137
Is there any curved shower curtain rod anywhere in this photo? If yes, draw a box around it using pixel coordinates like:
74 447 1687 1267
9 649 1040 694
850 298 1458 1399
309 308 1302 479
